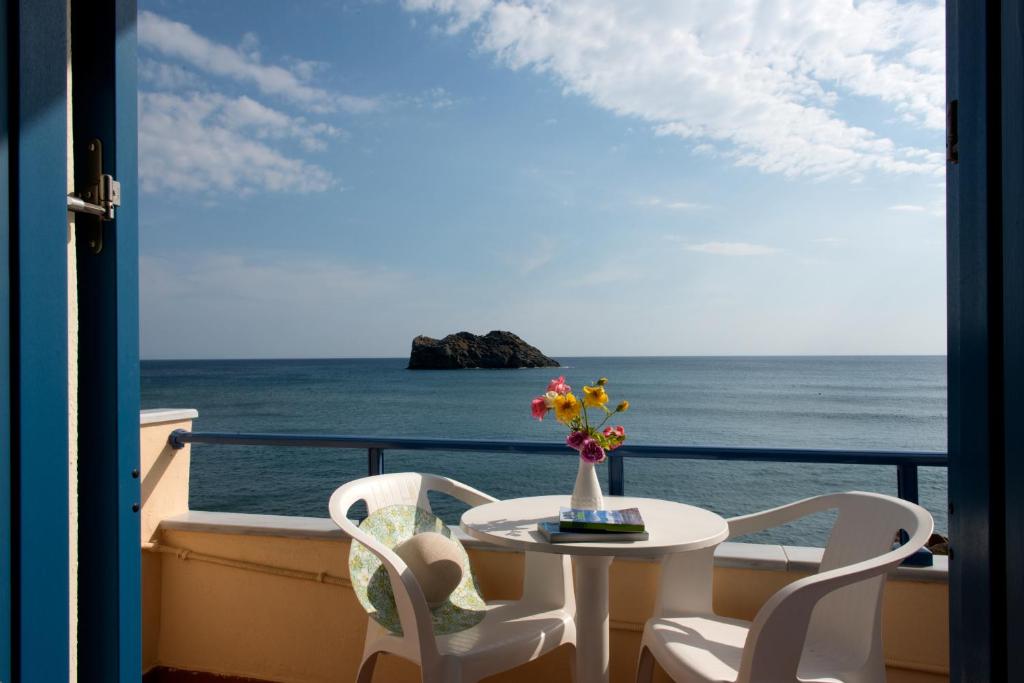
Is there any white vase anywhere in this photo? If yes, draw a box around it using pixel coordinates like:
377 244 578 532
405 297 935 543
570 459 604 510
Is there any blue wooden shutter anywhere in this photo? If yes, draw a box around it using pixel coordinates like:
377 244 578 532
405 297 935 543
71 0 141 681
9 0 72 680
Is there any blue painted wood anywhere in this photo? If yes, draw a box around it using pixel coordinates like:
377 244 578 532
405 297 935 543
1000 0 1024 677
896 464 919 505
0 0 11 677
947 0 1012 679
367 447 383 476
13 0 70 679
608 454 624 496
71 0 140 680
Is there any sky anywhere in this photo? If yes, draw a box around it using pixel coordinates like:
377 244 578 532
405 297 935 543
138 0 947 359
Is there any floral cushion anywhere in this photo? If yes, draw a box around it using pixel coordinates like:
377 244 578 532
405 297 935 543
349 504 487 635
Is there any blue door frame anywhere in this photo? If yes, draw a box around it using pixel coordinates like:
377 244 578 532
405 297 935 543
998 1 1024 675
0 0 10 678
2 0 139 680
71 0 141 680
7 0 72 680
947 1 1024 680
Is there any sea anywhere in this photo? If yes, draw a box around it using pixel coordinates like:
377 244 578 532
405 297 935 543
141 356 947 547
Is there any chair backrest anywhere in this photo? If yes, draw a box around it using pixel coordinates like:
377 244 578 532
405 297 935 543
802 492 930 671
329 472 497 524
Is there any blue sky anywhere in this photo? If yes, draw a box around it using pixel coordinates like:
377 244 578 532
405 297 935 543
138 0 946 359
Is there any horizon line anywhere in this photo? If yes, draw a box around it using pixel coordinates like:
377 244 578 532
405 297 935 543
140 352 949 362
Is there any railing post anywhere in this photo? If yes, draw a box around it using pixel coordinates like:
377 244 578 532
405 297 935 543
367 447 383 476
609 454 624 496
896 462 932 566
897 463 919 504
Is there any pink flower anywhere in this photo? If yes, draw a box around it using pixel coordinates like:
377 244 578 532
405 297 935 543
603 426 625 450
547 375 572 395
566 431 588 450
531 396 548 420
580 438 606 464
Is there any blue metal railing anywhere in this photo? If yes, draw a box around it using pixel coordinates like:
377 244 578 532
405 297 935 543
168 430 946 504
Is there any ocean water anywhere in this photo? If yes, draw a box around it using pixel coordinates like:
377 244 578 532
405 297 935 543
141 356 947 546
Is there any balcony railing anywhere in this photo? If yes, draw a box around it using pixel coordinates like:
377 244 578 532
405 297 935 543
168 430 946 504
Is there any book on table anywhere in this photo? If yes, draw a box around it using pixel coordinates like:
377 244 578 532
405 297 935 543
558 507 646 533
537 521 649 543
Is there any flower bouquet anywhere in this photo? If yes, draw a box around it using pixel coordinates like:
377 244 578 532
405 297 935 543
531 375 630 509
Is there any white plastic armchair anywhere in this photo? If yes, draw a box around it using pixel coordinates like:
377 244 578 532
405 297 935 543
329 473 576 683
636 491 933 683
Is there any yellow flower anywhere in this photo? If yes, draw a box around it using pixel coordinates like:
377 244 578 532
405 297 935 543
553 393 581 423
596 377 608 386
616 400 630 413
583 385 609 408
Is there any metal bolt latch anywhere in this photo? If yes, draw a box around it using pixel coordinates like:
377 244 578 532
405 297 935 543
66 138 121 253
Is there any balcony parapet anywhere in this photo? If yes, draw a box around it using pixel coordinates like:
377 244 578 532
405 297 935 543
141 408 198 426
145 509 949 682
157 510 947 583
140 408 197 546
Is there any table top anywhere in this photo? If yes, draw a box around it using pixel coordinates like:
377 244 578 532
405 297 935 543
460 495 729 558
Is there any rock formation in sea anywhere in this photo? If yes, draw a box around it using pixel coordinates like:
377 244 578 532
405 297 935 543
408 331 560 370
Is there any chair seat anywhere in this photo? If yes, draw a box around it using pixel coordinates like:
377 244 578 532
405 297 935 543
644 615 845 683
368 600 574 680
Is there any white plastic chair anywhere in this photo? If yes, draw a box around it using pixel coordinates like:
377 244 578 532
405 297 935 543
636 491 933 683
329 473 576 682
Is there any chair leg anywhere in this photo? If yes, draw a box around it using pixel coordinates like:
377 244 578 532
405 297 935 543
356 652 379 683
422 660 462 683
636 645 656 683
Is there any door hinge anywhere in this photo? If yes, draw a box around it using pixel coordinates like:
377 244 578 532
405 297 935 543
66 138 121 254
947 99 959 164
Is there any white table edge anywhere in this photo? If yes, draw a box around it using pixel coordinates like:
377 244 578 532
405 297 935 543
459 495 730 558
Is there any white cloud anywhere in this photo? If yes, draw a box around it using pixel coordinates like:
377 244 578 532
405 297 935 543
143 252 407 304
138 11 381 114
138 14 356 196
890 201 946 218
637 197 708 211
405 86 457 110
140 252 413 358
139 92 338 194
138 58 204 90
404 0 945 180
573 262 645 286
216 95 346 152
507 235 557 273
403 0 494 33
687 242 781 256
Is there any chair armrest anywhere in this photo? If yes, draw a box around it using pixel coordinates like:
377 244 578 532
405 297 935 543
429 476 499 508
726 494 837 539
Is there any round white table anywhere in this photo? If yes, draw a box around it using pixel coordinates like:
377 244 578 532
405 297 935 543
461 495 728 683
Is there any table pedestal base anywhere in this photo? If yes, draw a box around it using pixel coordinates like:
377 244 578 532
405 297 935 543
573 555 614 683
